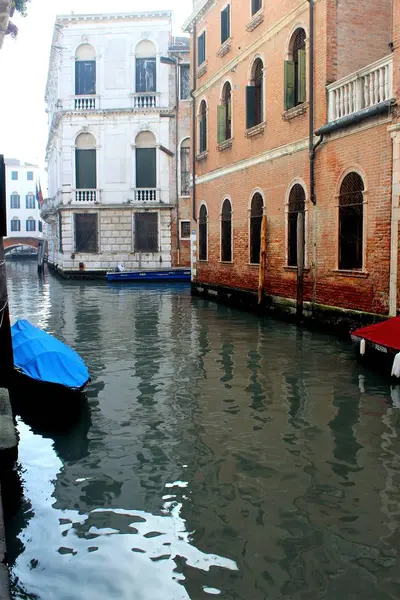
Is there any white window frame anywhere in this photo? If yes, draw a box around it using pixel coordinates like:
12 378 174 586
180 219 191 240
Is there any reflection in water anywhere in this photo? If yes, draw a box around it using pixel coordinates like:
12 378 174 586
5 262 400 599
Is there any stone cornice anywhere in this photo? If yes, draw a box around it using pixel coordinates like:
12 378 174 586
57 11 172 24
183 0 215 33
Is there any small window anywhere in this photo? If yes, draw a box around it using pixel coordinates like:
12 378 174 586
285 29 306 110
136 57 157 93
10 193 20 209
26 217 36 232
199 100 207 154
38 221 43 233
218 82 232 143
180 65 190 100
250 193 263 264
135 213 158 252
221 5 231 45
10 217 20 232
339 172 364 270
27 171 34 181
221 199 232 262
180 139 190 196
180 220 191 240
26 193 35 209
199 205 208 260
11 171 18 181
246 58 264 129
251 0 262 16
287 184 306 267
198 31 206 66
75 213 98 253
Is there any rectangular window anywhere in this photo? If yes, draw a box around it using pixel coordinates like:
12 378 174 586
26 194 35 209
198 32 206 66
27 171 34 181
180 220 191 240
58 212 63 254
75 61 96 95
136 148 156 189
38 221 43 233
221 5 231 44
75 149 97 189
10 219 20 232
180 65 190 100
135 58 156 93
251 0 262 15
26 219 36 232
75 213 98 253
10 194 20 209
180 145 190 195
134 213 158 252
11 171 18 181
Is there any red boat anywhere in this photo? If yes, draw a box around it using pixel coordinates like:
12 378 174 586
351 317 400 378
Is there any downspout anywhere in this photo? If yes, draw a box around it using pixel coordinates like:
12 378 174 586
175 55 181 265
191 22 197 223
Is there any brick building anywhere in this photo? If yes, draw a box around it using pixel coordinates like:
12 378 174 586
184 0 399 326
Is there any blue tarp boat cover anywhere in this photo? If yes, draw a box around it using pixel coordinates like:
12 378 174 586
11 320 90 390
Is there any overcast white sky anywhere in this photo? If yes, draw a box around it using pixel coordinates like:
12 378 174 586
0 0 192 186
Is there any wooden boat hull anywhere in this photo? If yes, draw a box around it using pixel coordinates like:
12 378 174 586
106 267 191 283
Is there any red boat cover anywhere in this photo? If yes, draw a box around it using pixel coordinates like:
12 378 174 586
352 317 400 351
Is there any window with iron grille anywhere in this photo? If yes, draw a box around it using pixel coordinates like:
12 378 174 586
287 184 306 267
250 193 263 264
135 213 158 252
284 29 306 110
26 218 36 232
221 198 232 262
180 141 190 195
180 65 190 100
26 193 35 209
136 58 156 93
339 173 364 270
221 5 231 44
246 58 263 129
251 0 262 16
199 100 207 153
10 218 20 232
218 82 232 143
199 204 208 260
75 213 98 253
180 220 191 240
198 31 206 66
10 193 20 209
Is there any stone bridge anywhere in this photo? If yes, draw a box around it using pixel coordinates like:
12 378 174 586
4 237 44 252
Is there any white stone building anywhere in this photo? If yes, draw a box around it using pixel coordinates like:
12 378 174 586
4 159 44 246
42 11 191 276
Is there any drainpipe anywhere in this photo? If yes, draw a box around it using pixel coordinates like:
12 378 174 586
308 0 317 207
191 23 197 223
174 55 181 265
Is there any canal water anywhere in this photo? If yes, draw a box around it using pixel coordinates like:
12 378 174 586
5 261 400 600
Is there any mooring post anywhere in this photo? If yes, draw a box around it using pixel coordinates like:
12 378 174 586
296 211 305 320
0 155 14 389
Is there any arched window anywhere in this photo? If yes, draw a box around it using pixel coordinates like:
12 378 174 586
246 58 264 129
135 131 157 200
199 100 207 154
10 217 20 232
285 28 306 110
180 138 190 196
135 40 157 93
75 44 96 95
75 133 97 190
250 193 263 264
199 204 208 260
26 193 35 209
26 217 36 232
10 192 20 209
287 184 306 267
221 198 232 262
339 172 364 270
218 82 232 143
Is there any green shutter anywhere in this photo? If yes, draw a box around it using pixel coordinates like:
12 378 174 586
298 49 306 104
136 148 156 188
284 60 295 110
246 86 257 129
76 149 96 189
217 105 226 143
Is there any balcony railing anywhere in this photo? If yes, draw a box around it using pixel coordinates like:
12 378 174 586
327 55 393 122
74 96 97 111
134 188 160 203
74 189 98 203
133 93 159 110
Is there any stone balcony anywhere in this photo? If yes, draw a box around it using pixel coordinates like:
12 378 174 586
74 95 98 111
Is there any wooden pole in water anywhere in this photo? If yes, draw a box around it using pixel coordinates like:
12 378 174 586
258 214 267 304
296 211 305 319
0 155 14 389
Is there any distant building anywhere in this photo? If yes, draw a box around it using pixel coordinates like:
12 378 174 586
42 11 191 277
4 159 44 248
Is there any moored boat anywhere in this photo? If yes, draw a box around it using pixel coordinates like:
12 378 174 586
351 317 400 378
106 267 191 283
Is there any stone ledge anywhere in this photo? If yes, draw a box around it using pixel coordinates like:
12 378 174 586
217 139 233 152
282 103 308 121
245 122 266 138
216 40 231 58
197 62 207 78
246 10 264 32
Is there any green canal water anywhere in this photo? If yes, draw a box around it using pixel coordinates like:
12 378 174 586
5 261 400 600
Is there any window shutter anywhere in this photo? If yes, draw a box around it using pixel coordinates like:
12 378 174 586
198 33 205 66
226 5 230 39
199 115 207 153
284 60 295 110
76 149 96 189
217 105 226 143
246 86 257 129
136 148 156 188
75 62 82 95
298 49 306 104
